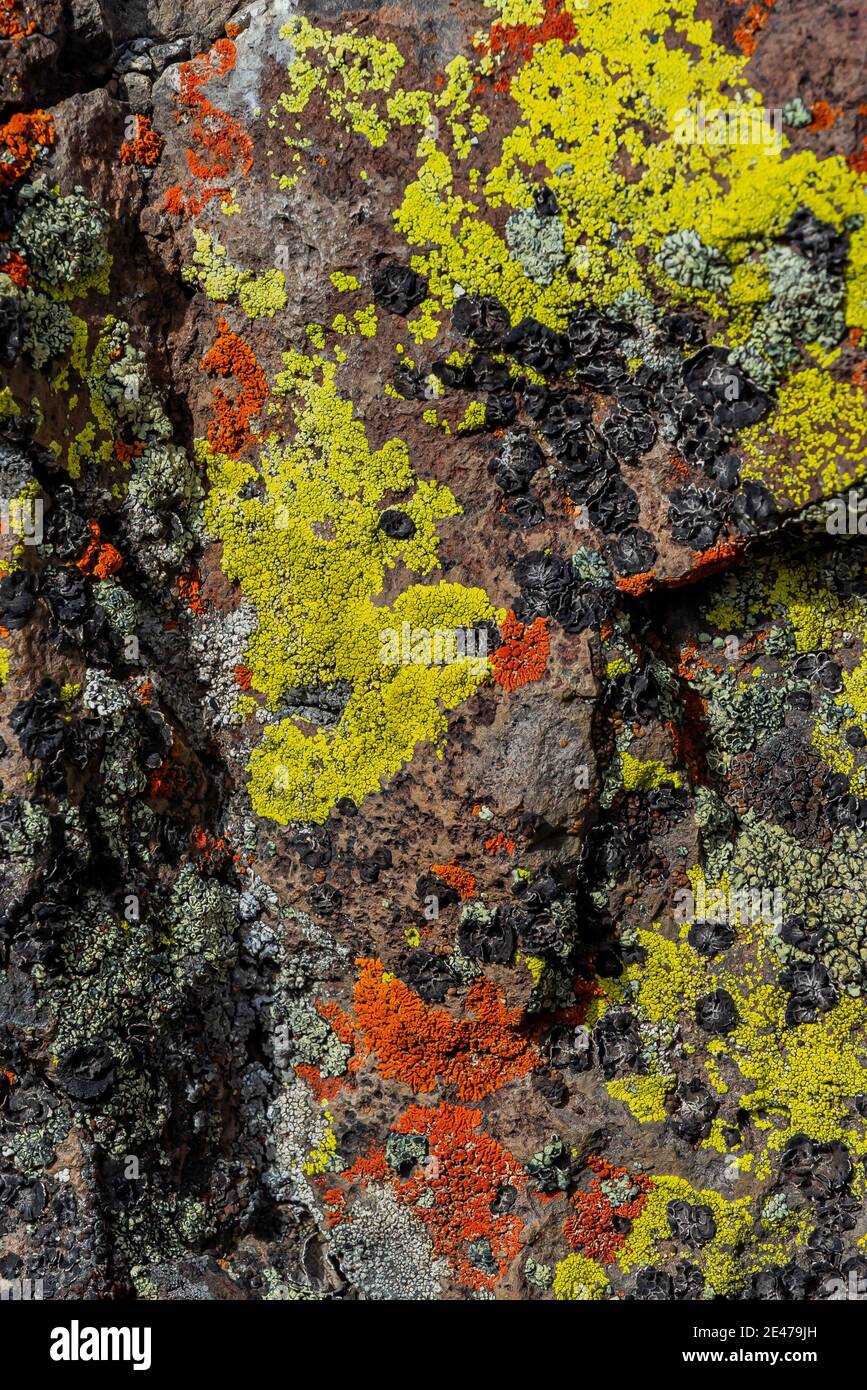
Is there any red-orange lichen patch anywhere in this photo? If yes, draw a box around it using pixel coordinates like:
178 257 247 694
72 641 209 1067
75 520 123 579
485 831 515 856
178 565 209 616
295 1063 343 1103
114 439 144 464
201 317 268 455
431 858 476 899
147 733 190 800
167 38 253 216
192 825 250 874
326 1103 525 1290
616 535 744 596
353 957 538 1101
0 250 28 286
847 140 867 177
162 185 185 215
563 1157 651 1264
318 999 364 1074
477 0 577 93
733 1 769 55
615 569 655 597
809 101 843 132
491 609 550 691
392 1103 525 1289
0 0 35 43
688 534 745 574
293 1001 362 1103
119 115 164 167
668 450 690 480
0 109 54 187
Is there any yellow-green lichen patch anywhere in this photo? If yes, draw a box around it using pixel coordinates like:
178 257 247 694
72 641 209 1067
205 356 501 823
552 1251 610 1300
606 1074 674 1122
272 0 867 509
604 878 867 1179
617 1176 754 1295
619 752 681 793
741 369 867 508
183 229 288 318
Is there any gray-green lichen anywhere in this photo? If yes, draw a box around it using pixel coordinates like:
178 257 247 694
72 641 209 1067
730 244 846 388
329 1184 445 1300
505 206 567 285
656 228 732 294
18 287 73 369
11 182 109 291
782 97 812 128
278 997 351 1077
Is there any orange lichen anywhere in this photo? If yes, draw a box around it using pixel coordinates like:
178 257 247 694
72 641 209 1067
668 450 690 480
353 957 538 1101
733 2 769 55
178 565 209 616
431 858 476 900
201 317 268 455
809 101 844 131
75 520 122 579
169 38 253 216
563 1157 651 1264
295 1004 359 1102
0 109 54 188
162 185 185 215
234 663 253 689
688 534 745 572
477 0 578 93
294 1062 343 1103
616 536 744 596
114 439 143 464
119 115 164 167
192 825 250 874
615 569 655 597
391 1103 525 1289
0 0 35 43
147 733 192 800
849 138 867 177
485 831 516 856
0 250 28 287
491 610 550 691
325 1103 525 1290
92 544 122 579
318 999 363 1071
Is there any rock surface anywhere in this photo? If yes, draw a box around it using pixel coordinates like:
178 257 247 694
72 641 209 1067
1 0 867 1302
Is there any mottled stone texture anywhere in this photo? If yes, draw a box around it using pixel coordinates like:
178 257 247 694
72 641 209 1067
1 0 867 1303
